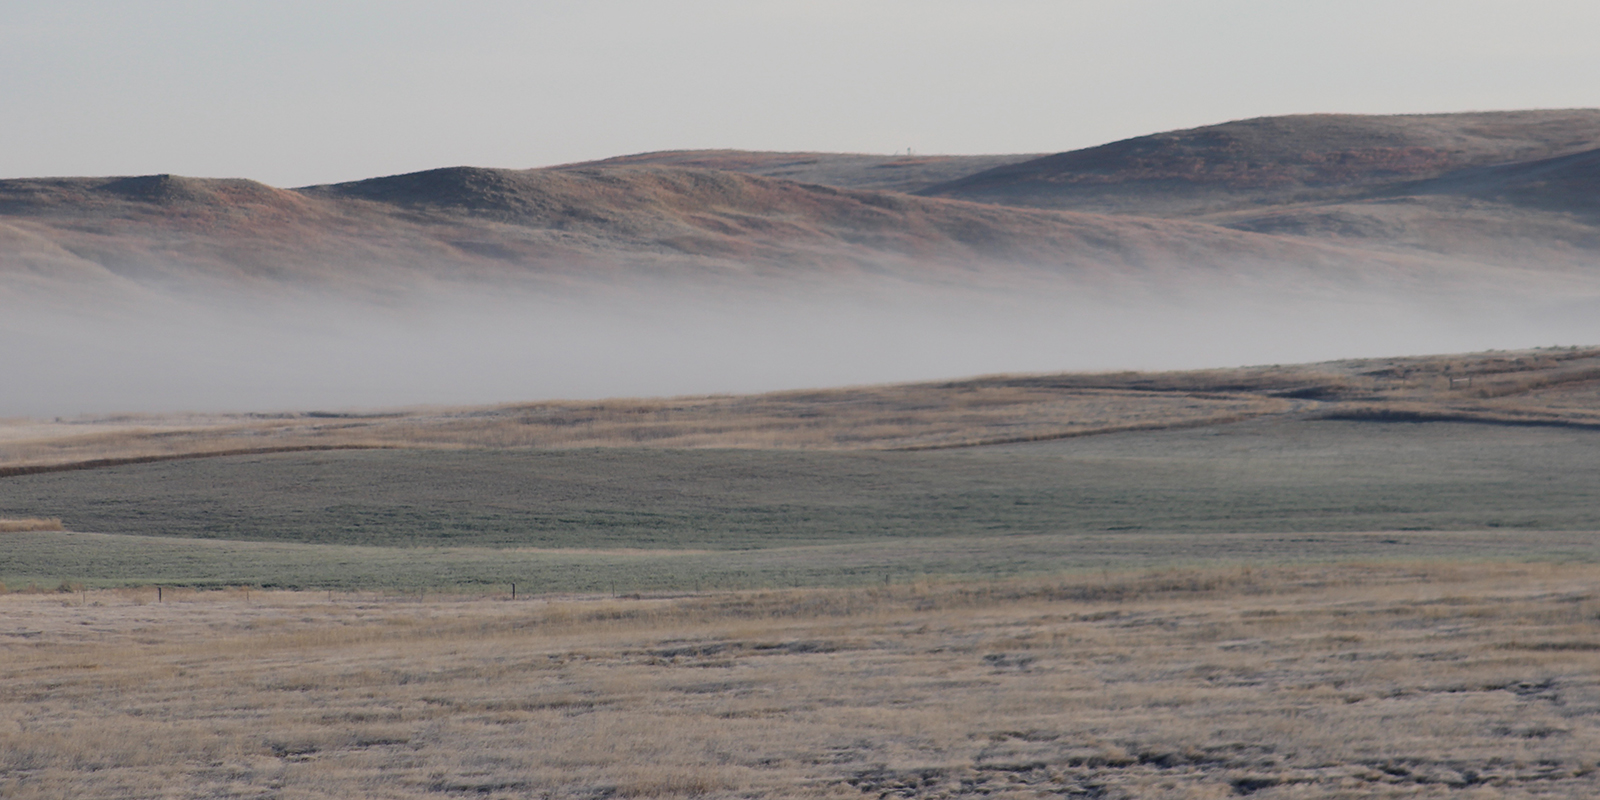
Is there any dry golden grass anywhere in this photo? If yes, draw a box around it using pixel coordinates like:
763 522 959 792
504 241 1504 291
0 518 62 533
0 384 1290 472
4 562 1599 798
3 347 1597 475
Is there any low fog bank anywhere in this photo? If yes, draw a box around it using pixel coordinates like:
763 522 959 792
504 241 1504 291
3 279 1597 418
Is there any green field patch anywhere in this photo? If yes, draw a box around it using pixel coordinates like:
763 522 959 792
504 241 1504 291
3 528 1598 592
4 419 1600 589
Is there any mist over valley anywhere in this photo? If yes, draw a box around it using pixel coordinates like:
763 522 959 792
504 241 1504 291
4 110 1600 416
16 6 1600 797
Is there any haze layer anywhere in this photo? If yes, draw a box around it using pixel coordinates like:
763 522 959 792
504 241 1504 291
4 110 1599 414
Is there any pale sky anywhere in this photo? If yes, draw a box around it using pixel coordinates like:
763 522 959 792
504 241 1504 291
4 0 1600 188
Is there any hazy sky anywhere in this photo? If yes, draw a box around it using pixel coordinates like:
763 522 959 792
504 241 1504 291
4 0 1599 188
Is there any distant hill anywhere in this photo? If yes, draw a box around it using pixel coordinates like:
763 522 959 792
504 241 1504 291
5 110 1600 311
916 110 1600 214
7 114 1600 418
554 151 1041 193
1404 145 1600 213
4 164 1503 308
901 110 1600 267
1205 147 1600 270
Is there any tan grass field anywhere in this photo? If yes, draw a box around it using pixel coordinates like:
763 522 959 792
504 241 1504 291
4 562 1599 798
4 347 1598 475
0 518 62 533
0 384 1292 471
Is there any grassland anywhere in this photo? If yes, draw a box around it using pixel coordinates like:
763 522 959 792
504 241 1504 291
4 347 1600 591
3 352 1600 797
3 418 1599 591
0 382 1289 471
0 518 60 533
4 347 1596 477
4 562 1600 798
7 113 1600 796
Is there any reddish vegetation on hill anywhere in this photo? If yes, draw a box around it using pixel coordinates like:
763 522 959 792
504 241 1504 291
3 109 1599 309
3 163 1508 306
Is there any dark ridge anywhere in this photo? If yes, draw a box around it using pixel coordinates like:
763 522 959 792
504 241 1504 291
974 373 1332 395
1405 147 1600 213
886 411 1269 451
1317 408 1600 430
96 174 289 205
556 150 1045 193
307 166 545 214
0 445 397 480
0 174 290 215
919 110 1600 214
98 174 210 203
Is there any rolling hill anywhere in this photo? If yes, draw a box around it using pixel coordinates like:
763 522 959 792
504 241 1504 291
557 150 1043 193
907 110 1600 267
4 110 1599 417
916 110 1600 214
7 109 1600 305
2 162 1539 307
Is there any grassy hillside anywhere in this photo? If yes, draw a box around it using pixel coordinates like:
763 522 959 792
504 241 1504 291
919 110 1600 214
912 110 1600 266
6 347 1596 473
5 164 1467 307
10 116 1600 306
558 150 1042 193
